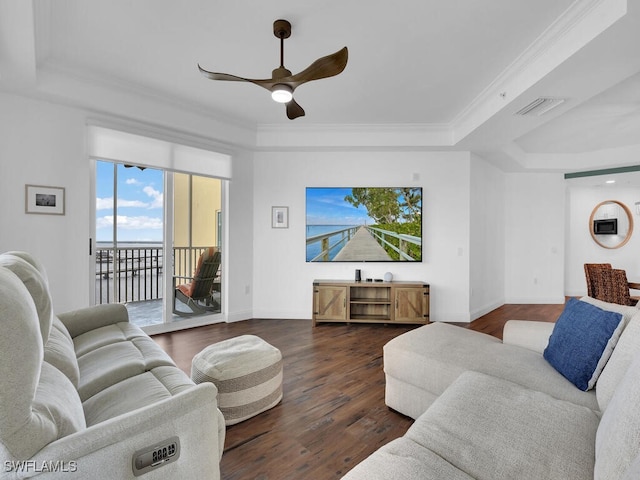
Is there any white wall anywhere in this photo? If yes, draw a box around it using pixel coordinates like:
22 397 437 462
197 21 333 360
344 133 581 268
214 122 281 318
565 185 640 296
504 172 566 304
469 155 506 319
226 147 254 321
252 150 473 322
0 92 255 320
0 93 90 311
0 91 573 323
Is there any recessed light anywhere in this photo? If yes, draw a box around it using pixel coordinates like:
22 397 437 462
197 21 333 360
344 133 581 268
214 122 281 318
605 180 616 184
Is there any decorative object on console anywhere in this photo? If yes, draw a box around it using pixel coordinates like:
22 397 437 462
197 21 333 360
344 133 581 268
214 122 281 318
384 272 393 282
306 187 422 262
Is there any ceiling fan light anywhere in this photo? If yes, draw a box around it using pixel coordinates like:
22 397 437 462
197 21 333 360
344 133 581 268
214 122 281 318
271 84 293 103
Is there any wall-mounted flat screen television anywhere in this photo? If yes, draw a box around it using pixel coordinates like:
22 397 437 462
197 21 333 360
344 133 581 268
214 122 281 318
305 187 422 262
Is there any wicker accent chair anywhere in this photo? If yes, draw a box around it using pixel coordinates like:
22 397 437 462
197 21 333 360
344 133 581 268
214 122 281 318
587 265 639 306
173 247 221 315
584 263 613 298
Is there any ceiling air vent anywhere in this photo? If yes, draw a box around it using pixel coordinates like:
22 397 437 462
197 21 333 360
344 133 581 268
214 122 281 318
515 97 566 116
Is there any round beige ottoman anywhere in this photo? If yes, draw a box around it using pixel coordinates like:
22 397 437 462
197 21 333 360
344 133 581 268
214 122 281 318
191 335 283 425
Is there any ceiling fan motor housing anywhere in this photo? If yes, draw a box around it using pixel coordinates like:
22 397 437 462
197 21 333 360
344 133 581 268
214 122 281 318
272 67 292 79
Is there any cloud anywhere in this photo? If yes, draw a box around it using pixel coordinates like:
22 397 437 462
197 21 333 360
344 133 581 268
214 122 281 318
96 197 114 210
96 215 163 230
143 186 163 209
96 196 157 210
126 178 141 185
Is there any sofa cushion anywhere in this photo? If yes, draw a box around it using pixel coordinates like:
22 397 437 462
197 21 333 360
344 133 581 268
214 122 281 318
342 437 474 480
622 454 640 480
4 250 50 284
407 371 599 480
77 337 176 401
73 322 148 357
0 268 47 459
83 367 195 426
44 316 80 387
543 298 623 391
0 254 53 345
596 309 640 411
595 353 640 479
35 362 86 437
580 296 638 324
384 322 598 417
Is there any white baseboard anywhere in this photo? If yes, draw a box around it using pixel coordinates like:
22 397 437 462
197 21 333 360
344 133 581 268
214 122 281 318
470 299 505 321
250 309 311 320
432 312 472 323
504 296 566 304
226 309 254 323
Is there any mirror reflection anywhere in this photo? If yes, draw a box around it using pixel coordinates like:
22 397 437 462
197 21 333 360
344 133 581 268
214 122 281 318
589 200 633 249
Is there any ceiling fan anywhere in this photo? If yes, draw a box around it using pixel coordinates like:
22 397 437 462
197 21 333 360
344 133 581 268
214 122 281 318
198 19 348 120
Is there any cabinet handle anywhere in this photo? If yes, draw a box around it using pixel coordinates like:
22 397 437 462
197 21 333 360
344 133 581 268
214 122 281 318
395 298 398 309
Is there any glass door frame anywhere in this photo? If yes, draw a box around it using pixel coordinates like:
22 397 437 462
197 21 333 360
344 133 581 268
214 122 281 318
90 159 227 334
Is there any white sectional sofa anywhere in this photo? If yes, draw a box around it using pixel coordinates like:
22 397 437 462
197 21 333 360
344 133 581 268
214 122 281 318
0 252 225 479
343 296 640 479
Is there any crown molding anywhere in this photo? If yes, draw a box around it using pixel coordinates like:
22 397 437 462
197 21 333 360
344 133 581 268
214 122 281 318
256 123 453 149
451 0 627 143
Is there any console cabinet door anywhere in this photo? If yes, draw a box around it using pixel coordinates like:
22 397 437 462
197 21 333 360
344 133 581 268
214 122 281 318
394 286 428 323
313 285 347 322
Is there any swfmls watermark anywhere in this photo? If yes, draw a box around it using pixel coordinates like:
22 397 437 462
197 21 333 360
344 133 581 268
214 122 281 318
4 460 78 473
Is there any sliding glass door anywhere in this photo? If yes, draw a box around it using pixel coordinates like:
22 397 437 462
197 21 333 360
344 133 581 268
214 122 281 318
94 160 223 330
172 173 223 318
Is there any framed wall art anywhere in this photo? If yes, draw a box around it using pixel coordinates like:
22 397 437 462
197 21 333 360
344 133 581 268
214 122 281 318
25 185 66 215
272 206 289 228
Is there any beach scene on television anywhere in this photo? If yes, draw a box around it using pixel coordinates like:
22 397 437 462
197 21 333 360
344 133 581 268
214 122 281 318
305 187 422 262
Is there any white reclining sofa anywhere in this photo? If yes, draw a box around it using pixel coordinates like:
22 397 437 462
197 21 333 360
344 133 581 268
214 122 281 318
343 296 640 479
0 252 225 479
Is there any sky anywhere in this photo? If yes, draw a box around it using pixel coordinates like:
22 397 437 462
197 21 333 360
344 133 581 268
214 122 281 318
305 187 374 226
95 161 164 243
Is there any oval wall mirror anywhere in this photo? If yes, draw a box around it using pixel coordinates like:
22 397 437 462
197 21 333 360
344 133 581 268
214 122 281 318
589 200 634 249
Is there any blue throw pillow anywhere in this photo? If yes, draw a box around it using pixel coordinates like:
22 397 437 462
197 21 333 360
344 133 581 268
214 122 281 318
543 298 623 391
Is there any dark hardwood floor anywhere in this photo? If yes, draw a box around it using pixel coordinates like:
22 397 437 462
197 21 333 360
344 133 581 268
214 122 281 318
151 303 565 480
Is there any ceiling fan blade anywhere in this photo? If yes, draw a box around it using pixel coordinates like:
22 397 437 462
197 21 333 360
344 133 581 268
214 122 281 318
197 64 273 89
286 99 305 120
286 47 348 88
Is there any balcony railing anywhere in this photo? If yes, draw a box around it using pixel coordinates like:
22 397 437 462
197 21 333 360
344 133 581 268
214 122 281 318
95 245 217 304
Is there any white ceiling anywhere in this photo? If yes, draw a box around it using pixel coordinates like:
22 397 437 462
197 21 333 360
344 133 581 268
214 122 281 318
1 0 639 172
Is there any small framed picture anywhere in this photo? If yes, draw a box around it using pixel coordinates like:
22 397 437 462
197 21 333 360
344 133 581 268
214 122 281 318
25 185 65 215
272 206 289 228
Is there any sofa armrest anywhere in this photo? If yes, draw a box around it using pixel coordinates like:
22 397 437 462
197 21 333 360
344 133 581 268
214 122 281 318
57 303 129 338
20 383 224 480
502 320 555 354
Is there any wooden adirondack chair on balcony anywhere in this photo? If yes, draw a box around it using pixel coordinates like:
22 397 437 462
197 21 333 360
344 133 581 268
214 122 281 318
173 247 221 315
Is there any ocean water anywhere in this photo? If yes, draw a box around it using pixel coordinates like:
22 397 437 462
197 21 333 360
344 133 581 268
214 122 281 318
306 225 359 261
